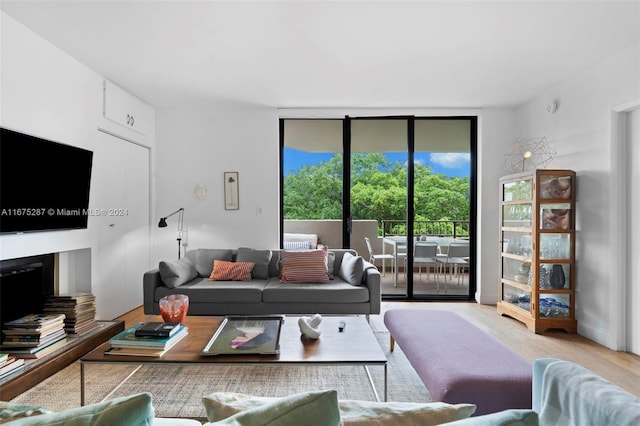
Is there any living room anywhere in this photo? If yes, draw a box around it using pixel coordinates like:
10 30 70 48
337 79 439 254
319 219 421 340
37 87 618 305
0 1 639 423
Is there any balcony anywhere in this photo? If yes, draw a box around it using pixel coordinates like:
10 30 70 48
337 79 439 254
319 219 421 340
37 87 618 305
284 219 470 296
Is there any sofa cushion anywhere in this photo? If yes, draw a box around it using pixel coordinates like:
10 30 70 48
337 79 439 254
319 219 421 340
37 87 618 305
203 389 340 426
209 260 255 282
279 249 329 284
158 257 198 288
236 248 272 279
263 279 369 304
4 392 154 425
196 249 235 277
202 392 476 426
157 278 268 303
338 252 364 286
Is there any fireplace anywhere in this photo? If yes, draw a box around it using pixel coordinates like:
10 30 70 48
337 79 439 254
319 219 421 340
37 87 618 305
0 253 56 330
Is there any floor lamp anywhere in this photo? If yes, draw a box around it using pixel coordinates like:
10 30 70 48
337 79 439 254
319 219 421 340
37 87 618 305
158 207 184 259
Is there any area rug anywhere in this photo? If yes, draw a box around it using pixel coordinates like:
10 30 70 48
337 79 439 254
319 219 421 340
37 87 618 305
10 332 430 419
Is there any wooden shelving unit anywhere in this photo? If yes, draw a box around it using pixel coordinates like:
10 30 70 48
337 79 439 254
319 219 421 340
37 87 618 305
0 320 124 400
497 169 577 333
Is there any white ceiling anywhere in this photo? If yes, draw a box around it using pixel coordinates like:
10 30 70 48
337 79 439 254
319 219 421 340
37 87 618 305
2 1 639 109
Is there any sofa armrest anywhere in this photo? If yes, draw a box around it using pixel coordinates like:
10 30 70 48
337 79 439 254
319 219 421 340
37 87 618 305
532 357 560 412
143 268 163 315
362 260 381 314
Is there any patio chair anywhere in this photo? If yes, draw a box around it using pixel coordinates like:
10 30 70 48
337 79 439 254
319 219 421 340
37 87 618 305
436 241 470 290
364 237 396 277
405 241 438 283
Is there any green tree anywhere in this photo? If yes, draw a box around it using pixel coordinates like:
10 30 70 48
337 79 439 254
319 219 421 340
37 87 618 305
284 153 470 232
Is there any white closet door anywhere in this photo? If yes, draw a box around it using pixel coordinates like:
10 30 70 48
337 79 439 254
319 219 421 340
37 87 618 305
91 130 150 319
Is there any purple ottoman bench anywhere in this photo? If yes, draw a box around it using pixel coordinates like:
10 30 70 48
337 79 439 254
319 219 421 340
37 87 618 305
383 309 532 416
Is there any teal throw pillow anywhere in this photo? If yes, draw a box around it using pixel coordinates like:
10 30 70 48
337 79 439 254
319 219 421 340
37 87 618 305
5 392 154 425
0 402 53 424
206 389 340 426
203 391 476 425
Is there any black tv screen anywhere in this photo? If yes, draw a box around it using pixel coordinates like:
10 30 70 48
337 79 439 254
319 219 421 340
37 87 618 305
0 127 93 234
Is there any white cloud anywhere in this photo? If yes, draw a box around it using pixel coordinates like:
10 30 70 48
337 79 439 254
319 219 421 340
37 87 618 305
430 153 470 168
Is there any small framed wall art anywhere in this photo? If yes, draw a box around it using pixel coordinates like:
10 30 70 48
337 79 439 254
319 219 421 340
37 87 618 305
224 171 239 210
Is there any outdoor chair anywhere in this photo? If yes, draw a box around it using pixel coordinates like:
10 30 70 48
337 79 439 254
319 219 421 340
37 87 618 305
404 241 438 283
436 241 470 290
365 236 396 277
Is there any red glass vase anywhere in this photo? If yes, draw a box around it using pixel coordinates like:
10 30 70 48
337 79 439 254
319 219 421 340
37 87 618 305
159 294 189 324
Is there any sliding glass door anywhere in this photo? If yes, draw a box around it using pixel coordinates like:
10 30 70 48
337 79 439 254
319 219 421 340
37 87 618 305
280 116 476 300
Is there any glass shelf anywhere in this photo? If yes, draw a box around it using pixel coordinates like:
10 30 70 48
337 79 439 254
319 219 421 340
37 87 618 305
540 203 571 230
502 283 531 312
540 233 571 260
539 294 571 317
502 204 532 228
538 263 570 290
503 179 532 202
502 231 532 257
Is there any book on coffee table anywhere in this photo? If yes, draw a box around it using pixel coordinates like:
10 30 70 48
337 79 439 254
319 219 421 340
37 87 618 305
109 324 188 349
134 322 181 338
104 346 169 358
201 315 284 356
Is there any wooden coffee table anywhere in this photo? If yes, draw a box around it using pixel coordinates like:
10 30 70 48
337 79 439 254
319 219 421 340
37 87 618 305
80 315 388 404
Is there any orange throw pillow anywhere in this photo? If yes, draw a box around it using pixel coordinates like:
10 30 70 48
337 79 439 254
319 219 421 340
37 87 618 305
209 260 255 281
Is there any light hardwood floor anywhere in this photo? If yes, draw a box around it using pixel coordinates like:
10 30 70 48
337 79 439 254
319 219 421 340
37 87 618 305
118 301 640 398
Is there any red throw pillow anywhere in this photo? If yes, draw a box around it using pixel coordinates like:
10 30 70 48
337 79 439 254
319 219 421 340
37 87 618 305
209 260 255 281
280 248 330 283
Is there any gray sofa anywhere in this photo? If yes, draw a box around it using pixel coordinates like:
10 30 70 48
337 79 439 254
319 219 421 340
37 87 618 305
143 248 381 318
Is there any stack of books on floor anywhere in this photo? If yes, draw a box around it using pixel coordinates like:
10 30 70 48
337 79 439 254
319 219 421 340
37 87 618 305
43 292 99 336
105 322 188 357
0 353 26 380
0 313 68 359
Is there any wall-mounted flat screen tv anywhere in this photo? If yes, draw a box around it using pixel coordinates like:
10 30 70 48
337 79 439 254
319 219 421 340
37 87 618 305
0 127 93 234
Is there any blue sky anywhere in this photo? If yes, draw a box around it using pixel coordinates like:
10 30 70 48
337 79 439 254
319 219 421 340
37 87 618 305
284 148 470 178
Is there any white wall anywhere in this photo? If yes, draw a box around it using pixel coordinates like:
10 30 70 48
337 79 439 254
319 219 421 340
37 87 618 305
153 105 279 264
0 13 99 264
157 106 516 305
0 12 155 319
477 109 517 303
514 42 640 348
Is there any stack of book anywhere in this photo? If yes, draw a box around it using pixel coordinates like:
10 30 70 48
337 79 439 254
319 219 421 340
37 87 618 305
0 313 68 359
0 353 25 380
43 293 98 336
105 322 188 357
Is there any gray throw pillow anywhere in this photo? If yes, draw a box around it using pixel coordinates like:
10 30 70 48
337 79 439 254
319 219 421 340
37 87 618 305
237 248 272 279
159 257 197 288
327 251 336 280
195 249 234 277
338 252 364 286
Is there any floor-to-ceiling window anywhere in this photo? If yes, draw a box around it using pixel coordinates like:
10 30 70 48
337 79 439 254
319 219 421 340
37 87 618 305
280 116 476 300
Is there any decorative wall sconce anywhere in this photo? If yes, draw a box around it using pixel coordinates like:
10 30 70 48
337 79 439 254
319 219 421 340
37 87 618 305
546 100 559 114
503 137 556 173
194 184 207 200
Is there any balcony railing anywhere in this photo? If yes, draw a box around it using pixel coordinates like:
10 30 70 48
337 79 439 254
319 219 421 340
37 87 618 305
381 220 470 239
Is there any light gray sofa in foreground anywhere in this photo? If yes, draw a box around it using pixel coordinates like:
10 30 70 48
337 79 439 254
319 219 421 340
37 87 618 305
143 248 381 318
